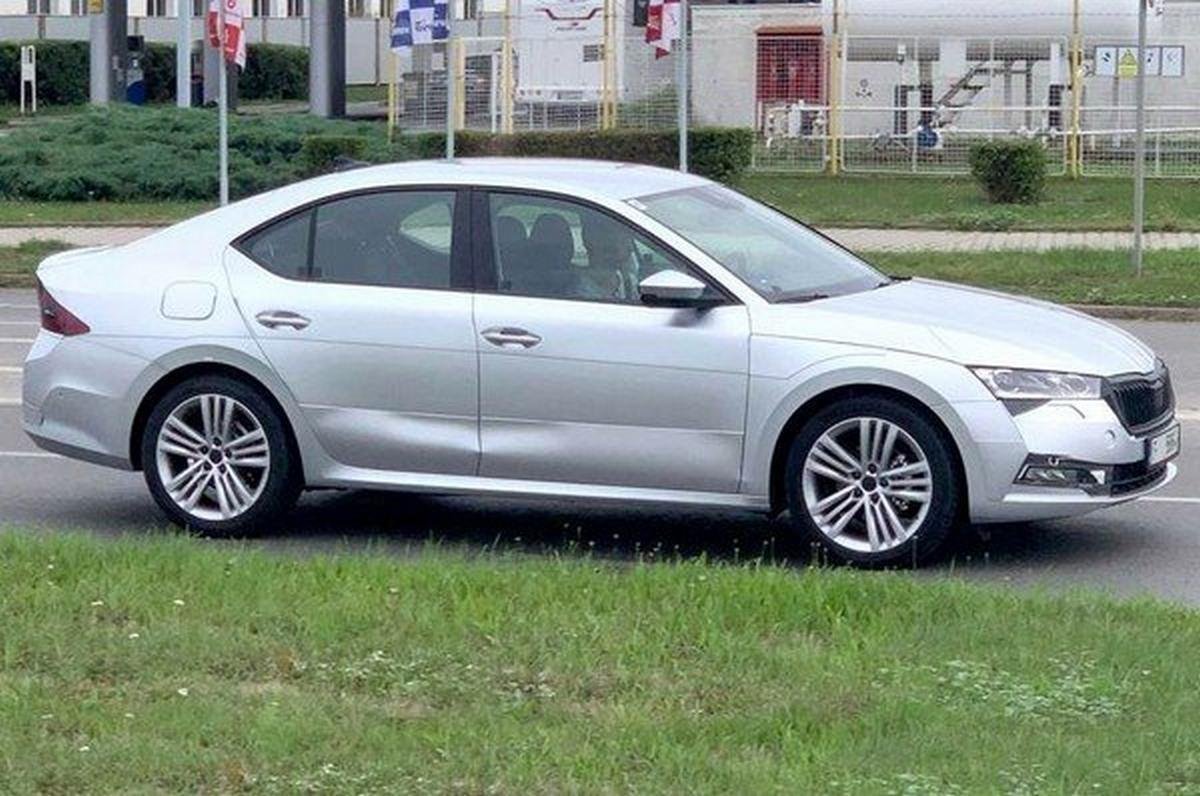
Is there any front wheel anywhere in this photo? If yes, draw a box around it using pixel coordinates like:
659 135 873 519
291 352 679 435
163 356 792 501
141 375 300 536
785 396 960 567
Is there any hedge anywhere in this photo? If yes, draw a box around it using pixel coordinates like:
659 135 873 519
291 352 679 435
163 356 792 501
0 106 754 201
969 139 1048 204
409 128 755 183
0 40 308 105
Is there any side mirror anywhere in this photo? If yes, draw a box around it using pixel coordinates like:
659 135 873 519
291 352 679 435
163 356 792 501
639 269 717 308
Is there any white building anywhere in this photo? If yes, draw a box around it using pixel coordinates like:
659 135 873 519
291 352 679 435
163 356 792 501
2 1 392 17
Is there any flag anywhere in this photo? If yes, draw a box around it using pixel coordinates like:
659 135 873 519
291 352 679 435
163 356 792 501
392 0 449 53
207 0 246 69
644 0 679 59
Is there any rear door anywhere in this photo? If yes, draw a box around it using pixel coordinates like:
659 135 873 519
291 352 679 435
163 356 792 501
225 187 480 475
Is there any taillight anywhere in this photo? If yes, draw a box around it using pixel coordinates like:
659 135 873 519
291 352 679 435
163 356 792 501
36 279 90 336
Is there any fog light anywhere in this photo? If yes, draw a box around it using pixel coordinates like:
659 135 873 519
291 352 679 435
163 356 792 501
1016 456 1109 488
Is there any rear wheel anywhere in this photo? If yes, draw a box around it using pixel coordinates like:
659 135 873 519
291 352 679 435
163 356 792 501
785 396 960 566
141 375 300 536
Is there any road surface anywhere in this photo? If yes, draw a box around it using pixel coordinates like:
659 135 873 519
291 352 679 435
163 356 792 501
3 287 1199 603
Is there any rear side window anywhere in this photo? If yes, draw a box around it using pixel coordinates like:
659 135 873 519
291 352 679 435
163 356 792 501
239 190 457 290
241 208 312 280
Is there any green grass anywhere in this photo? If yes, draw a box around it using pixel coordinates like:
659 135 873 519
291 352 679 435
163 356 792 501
2 172 1196 233
0 200 211 227
867 248 1200 309
4 531 1200 793
0 240 71 287
737 173 1200 232
4 241 1198 309
346 84 389 104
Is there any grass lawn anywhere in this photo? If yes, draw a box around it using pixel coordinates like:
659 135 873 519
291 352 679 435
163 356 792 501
0 240 72 287
867 248 1200 309
4 241 1199 309
0 174 1194 232
3 531 1200 793
737 173 1200 232
0 200 211 227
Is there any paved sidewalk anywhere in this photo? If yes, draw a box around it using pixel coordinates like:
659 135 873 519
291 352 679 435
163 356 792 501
4 224 1200 253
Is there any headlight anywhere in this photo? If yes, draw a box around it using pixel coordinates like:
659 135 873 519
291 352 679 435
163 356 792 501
971 367 1102 400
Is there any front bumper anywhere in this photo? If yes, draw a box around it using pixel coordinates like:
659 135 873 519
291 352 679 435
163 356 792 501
956 396 1179 524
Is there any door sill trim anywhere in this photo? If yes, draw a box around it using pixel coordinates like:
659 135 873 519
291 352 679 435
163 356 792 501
311 468 769 511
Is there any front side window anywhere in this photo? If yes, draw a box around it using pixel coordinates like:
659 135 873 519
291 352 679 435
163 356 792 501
487 192 719 305
239 190 457 290
630 183 887 302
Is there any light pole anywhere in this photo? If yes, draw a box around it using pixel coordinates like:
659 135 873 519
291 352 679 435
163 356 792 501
1132 0 1148 276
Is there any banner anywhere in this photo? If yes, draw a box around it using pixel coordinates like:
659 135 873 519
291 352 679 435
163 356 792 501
644 0 679 59
392 0 450 53
207 0 247 69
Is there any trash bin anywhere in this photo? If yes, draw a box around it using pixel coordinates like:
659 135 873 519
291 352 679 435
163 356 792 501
191 74 204 108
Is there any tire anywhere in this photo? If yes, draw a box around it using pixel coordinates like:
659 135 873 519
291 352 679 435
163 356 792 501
141 375 301 537
784 395 960 567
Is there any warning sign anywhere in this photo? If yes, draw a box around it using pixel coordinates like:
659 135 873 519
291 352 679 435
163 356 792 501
1118 46 1140 77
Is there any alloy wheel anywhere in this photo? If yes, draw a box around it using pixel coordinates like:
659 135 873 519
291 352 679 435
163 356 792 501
800 416 933 553
154 394 271 522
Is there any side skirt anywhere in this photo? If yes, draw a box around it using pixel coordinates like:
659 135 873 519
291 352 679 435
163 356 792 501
310 467 771 511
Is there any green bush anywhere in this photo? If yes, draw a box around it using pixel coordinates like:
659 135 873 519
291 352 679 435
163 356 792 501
0 40 90 105
0 41 307 105
969 139 1047 204
0 105 753 201
404 127 753 183
240 43 309 101
300 135 369 176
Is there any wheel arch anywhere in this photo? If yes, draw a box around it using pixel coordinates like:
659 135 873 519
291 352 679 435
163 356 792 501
128 360 303 474
766 383 970 518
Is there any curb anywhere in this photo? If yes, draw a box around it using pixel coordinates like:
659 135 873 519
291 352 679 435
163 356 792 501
1068 304 1200 323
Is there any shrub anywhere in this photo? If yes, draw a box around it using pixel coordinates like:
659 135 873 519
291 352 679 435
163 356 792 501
969 140 1047 204
401 127 753 183
0 40 90 105
240 43 309 101
300 135 369 176
0 41 307 105
0 106 754 201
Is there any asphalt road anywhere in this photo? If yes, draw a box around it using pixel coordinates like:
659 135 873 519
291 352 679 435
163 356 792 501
3 287 1200 603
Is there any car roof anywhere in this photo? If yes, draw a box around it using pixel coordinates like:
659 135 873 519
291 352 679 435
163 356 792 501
142 158 712 253
301 157 710 201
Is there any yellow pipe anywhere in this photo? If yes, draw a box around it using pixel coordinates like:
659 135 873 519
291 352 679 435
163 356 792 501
502 0 515 134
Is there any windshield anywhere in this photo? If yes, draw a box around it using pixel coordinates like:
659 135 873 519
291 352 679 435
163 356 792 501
629 184 887 302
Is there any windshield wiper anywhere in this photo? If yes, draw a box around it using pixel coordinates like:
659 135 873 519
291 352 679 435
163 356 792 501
774 292 831 304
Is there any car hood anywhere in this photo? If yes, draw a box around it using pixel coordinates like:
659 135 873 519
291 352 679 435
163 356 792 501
752 278 1157 376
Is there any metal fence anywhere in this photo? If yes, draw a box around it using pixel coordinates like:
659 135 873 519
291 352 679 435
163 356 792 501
378 5 1200 178
11 4 1200 177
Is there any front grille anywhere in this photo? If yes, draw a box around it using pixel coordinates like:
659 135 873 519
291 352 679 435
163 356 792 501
1104 366 1174 433
1110 461 1169 497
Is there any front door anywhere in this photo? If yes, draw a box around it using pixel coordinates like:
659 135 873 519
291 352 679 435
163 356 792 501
225 188 479 475
473 190 750 494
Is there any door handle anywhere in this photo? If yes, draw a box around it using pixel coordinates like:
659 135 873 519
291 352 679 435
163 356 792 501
481 326 542 349
255 310 310 330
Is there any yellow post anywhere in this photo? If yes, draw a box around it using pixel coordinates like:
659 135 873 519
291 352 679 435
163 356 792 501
501 0 515 134
455 36 467 130
1069 0 1083 177
600 0 616 129
826 0 843 175
388 51 398 144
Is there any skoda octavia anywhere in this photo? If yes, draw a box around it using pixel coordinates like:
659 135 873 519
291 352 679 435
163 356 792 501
23 160 1179 565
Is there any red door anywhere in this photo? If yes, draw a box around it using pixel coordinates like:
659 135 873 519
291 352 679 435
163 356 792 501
756 30 824 106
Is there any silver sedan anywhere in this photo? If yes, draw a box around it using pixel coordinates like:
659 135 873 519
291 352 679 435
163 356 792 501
22 160 1180 565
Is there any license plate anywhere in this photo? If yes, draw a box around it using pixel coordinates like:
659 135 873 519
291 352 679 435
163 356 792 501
1148 423 1181 466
